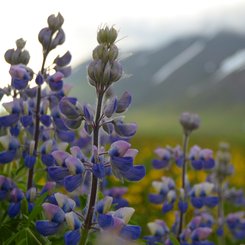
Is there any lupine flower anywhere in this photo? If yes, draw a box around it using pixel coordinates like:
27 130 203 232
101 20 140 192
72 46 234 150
108 140 145 182
26 187 37 212
190 183 219 209
116 91 132 113
0 136 19 164
8 187 24 217
0 175 16 200
152 145 184 169
226 212 245 240
144 219 169 244
189 146 215 170
48 150 85 191
64 212 82 245
9 64 32 90
178 214 214 245
149 177 175 208
98 207 141 240
96 196 113 214
36 203 65 236
104 187 129 209
36 192 77 237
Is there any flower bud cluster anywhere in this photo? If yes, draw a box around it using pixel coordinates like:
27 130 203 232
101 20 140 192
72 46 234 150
180 112 200 136
88 26 122 92
4 38 30 65
38 13 65 52
210 142 233 184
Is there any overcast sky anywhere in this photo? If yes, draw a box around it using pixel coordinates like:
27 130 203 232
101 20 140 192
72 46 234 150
0 0 245 86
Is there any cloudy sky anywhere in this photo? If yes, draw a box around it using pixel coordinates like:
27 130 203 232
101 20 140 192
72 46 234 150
0 0 244 85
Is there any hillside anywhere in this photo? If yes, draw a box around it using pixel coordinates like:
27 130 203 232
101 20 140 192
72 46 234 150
65 31 245 141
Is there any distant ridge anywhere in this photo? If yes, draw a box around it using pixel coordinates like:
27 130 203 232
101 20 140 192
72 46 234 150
66 31 245 111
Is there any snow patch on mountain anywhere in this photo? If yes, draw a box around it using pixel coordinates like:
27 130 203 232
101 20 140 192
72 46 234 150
152 41 206 85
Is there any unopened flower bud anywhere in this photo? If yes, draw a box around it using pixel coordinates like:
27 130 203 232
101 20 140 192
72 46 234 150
38 27 52 50
4 49 14 64
47 13 64 32
108 26 118 44
16 38 26 50
19 50 30 65
97 26 118 44
93 59 104 83
108 44 119 61
92 45 107 60
50 29 65 50
102 62 111 85
180 112 200 135
110 61 122 82
97 28 108 44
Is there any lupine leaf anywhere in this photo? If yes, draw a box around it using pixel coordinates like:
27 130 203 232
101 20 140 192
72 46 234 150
169 233 180 245
28 192 48 224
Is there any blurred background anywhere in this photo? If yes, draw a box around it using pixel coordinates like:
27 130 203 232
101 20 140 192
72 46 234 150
1 1 245 241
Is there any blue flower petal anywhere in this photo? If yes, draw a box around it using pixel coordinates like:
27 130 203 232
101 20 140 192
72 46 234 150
191 197 204 209
149 194 164 204
162 202 174 214
0 150 17 164
8 202 21 217
41 154 56 166
36 220 60 236
98 214 114 229
49 80 63 91
111 156 133 172
57 130 75 143
216 227 223 236
178 200 188 213
114 122 137 137
152 159 169 169
20 115 33 127
204 196 219 207
10 125 20 136
122 165 145 181
40 115 52 127
64 175 82 192
48 166 70 184
93 163 105 178
0 113 19 127
59 97 81 120
53 117 68 130
120 225 141 240
24 155 36 168
112 198 129 209
116 91 132 113
64 229 80 245
12 78 29 90
191 160 203 170
203 159 215 169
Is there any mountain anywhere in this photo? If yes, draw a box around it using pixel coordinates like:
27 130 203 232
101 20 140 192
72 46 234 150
66 31 245 113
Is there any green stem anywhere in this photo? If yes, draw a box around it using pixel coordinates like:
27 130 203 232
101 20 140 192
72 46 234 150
80 92 104 245
218 183 225 245
177 133 189 239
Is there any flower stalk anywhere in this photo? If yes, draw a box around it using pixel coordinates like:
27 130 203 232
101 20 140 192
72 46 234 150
80 92 104 245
